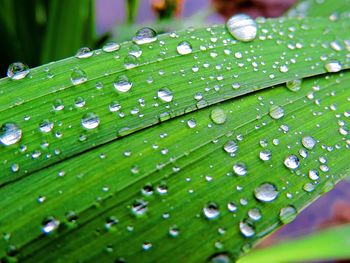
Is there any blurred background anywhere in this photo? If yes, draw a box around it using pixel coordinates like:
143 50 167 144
0 0 349 260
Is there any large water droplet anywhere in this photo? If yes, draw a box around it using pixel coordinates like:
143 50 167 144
81 112 100 130
259 150 271 161
248 208 261 221
279 205 297 224
75 47 93 59
114 75 132 92
203 202 220 219
269 105 284 119
71 68 87 85
239 220 255 237
133 27 157 44
226 14 257 42
301 136 316 150
157 88 173 102
7 62 30 80
284 155 300 170
0 123 22 146
210 108 226 124
233 162 247 176
223 140 238 154
176 41 192 55
254 183 278 202
325 61 342 72
124 54 139 69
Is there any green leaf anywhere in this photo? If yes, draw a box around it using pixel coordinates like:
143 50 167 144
0 16 350 262
238 224 350 263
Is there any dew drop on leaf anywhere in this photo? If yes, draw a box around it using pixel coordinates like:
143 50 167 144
176 41 193 55
248 208 262 221
187 119 196 128
128 44 142 58
114 75 132 93
301 136 316 150
81 112 100 130
203 202 220 219
131 199 148 216
308 169 319 180
226 14 257 42
124 54 139 69
41 217 60 234
169 225 180 237
259 150 271 161
284 155 300 170
233 162 247 176
324 61 342 72
210 108 226 124
0 123 22 146
254 183 278 202
133 27 157 45
71 68 87 85
39 120 54 133
286 79 302 92
7 62 30 80
102 41 120 52
269 105 284 119
75 47 93 59
157 88 173 102
239 220 255 238
279 205 297 224
223 140 238 154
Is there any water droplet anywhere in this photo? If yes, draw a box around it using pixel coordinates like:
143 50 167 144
286 79 302 92
71 68 87 85
254 183 278 202
39 120 54 133
226 14 257 42
114 75 132 92
210 108 226 124
81 112 100 130
133 27 157 44
74 97 85 108
131 199 148 216
124 54 139 69
142 242 152 251
41 217 60 234
169 225 180 237
203 202 220 219
109 101 121 112
248 208 261 221
269 105 284 119
0 123 22 146
187 119 196 128
279 65 289 73
325 61 342 72
75 47 93 59
157 88 173 102
303 182 315 192
176 41 192 55
233 162 247 176
308 170 319 180
102 42 120 52
239 220 255 237
227 202 237 212
223 140 238 154
301 136 316 150
279 205 297 224
209 253 231 263
284 155 300 170
7 62 30 80
259 150 271 161
128 44 142 58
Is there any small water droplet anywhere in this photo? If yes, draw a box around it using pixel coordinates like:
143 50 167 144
157 88 173 102
7 62 30 80
128 44 142 57
81 112 100 130
286 79 302 92
239 220 255 237
259 150 271 161
223 140 238 154
102 42 120 52
301 136 316 150
248 208 261 221
131 199 148 216
176 41 192 55
114 75 132 92
169 225 180 237
41 217 60 234
279 205 297 224
142 241 152 251
279 65 289 73
109 101 121 112
325 61 342 72
233 162 247 176
284 155 300 170
75 47 93 59
303 182 315 192
124 54 139 69
226 14 257 42
0 123 22 146
71 68 87 85
133 27 157 44
187 119 196 128
39 120 54 133
203 202 220 219
269 105 284 119
210 108 226 124
308 169 319 180
254 183 278 202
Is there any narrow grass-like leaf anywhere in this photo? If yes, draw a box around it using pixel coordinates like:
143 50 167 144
0 17 349 187
238 224 350 263
1 69 349 261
